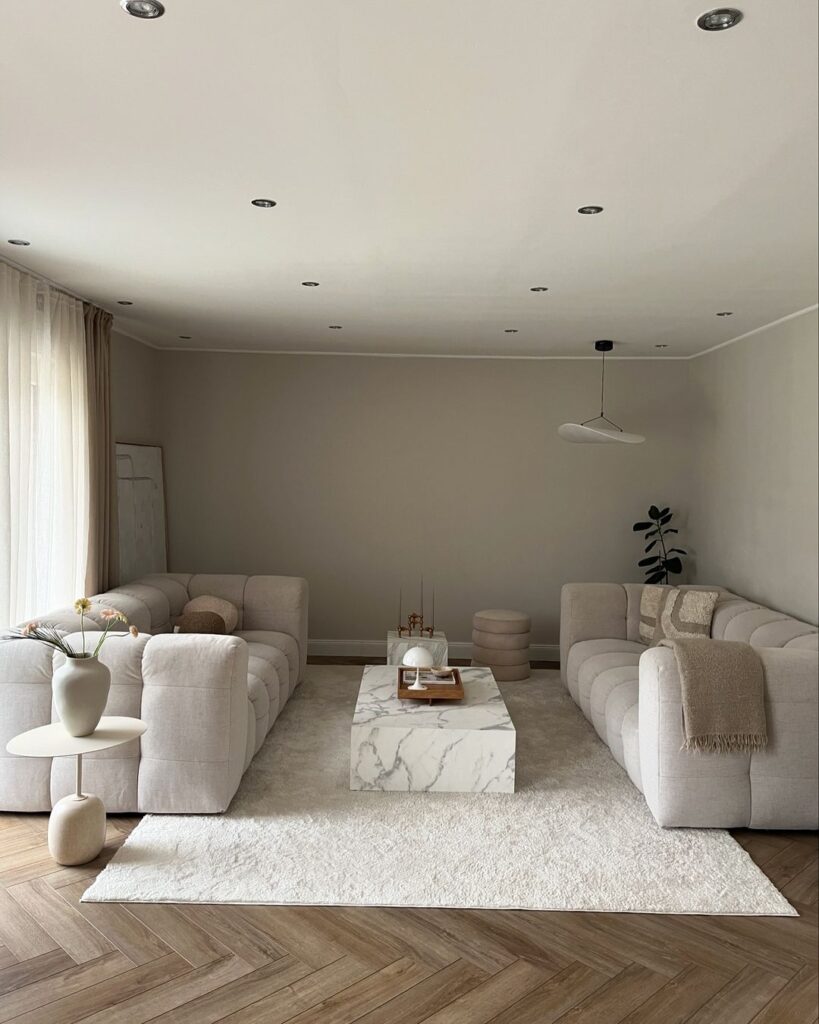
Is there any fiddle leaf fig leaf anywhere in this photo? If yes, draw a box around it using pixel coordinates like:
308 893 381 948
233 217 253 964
639 556 660 566
633 522 653 531
648 505 661 520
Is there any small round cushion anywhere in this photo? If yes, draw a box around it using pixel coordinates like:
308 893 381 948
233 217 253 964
174 611 226 634
472 609 531 635
183 595 238 633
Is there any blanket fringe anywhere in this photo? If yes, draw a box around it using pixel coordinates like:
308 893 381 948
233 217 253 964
682 734 768 755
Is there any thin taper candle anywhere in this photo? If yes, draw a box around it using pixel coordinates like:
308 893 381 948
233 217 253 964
398 588 402 628
432 588 435 632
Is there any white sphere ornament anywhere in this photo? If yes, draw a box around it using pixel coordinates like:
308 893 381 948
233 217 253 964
403 646 434 690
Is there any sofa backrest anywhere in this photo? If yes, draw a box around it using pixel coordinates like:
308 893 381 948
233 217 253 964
624 583 817 651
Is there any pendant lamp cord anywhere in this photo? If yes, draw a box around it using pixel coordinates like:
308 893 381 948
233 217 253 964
580 349 624 432
600 350 606 417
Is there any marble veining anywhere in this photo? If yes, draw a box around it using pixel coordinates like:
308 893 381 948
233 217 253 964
351 665 516 793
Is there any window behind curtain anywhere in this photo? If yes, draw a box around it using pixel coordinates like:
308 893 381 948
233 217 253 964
0 261 89 626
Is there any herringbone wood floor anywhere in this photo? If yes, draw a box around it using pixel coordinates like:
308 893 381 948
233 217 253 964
0 813 815 1024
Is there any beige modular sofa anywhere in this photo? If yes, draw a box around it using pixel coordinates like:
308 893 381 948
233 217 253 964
0 573 308 814
560 583 818 829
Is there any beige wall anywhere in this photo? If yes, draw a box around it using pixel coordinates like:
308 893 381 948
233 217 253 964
689 309 818 624
151 353 692 646
111 331 160 445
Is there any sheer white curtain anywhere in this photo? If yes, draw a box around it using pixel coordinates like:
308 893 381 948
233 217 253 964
0 261 89 626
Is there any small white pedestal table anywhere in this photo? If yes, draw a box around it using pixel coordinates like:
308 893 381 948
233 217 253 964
7 717 146 865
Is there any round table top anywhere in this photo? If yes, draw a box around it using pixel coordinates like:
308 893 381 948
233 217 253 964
6 717 146 758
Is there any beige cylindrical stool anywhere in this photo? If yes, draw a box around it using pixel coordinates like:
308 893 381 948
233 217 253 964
471 609 531 681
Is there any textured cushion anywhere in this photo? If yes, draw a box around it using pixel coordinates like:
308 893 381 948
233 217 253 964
639 585 669 645
184 595 239 634
174 611 226 634
472 628 530 650
577 651 642 720
654 588 719 644
471 644 530 666
472 609 531 634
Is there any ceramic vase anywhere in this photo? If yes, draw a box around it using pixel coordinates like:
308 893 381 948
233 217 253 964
53 656 110 737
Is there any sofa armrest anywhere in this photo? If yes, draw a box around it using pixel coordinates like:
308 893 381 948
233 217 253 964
242 576 309 683
137 634 249 813
560 583 627 687
638 646 819 828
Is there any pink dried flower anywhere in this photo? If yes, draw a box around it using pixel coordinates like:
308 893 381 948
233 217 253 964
101 609 127 623
129 625 139 638
22 621 39 636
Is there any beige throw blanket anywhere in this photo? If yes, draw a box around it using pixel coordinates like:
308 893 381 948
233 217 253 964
659 638 768 754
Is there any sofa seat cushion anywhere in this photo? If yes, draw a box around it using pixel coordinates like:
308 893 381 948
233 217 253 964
604 680 640 768
248 651 282 709
566 638 643 708
235 631 299 693
247 674 271 753
621 704 643 793
589 666 640 744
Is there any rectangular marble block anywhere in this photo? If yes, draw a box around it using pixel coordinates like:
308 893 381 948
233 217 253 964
386 631 448 667
351 665 515 793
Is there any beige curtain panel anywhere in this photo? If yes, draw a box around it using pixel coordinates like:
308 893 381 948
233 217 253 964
83 303 116 595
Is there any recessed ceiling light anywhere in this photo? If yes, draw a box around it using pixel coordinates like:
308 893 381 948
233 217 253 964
504 329 519 334
530 286 549 292
251 198 277 208
697 8 743 31
655 344 669 348
120 0 165 18
116 300 134 306
178 335 192 340
578 206 604 215
716 311 734 317
7 239 30 246
328 325 343 330
301 281 320 287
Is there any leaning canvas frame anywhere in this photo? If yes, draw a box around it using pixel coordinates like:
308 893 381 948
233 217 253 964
115 443 168 584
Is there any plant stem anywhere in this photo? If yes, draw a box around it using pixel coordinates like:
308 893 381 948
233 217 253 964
658 526 670 584
81 610 85 656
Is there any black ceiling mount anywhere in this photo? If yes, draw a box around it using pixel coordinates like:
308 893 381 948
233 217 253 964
594 340 614 352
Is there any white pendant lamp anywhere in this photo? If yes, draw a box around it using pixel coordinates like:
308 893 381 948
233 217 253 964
558 340 645 444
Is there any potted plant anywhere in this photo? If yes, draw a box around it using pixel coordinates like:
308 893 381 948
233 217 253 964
2 600 139 737
633 506 687 585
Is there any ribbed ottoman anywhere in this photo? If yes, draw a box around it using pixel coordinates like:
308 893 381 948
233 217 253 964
471 609 531 681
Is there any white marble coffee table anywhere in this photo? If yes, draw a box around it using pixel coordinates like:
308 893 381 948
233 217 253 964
350 665 515 793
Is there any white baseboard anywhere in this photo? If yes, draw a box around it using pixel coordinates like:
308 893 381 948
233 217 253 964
308 639 560 662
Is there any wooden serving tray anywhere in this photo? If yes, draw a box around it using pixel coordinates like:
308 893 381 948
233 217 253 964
397 667 465 702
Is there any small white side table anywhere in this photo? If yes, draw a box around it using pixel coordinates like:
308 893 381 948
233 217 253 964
386 630 448 667
7 717 146 865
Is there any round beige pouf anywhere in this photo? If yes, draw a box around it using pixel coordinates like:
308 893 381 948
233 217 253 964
471 609 531 680
472 609 531 635
472 644 531 666
48 794 106 866
472 628 530 651
471 659 531 682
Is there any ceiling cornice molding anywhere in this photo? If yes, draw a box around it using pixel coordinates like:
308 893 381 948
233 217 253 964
155 347 690 360
691 303 819 360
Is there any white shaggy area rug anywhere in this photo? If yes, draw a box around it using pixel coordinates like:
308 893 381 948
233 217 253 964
84 667 795 915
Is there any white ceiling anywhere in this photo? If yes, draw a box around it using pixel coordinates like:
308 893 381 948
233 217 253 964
2 1 817 357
